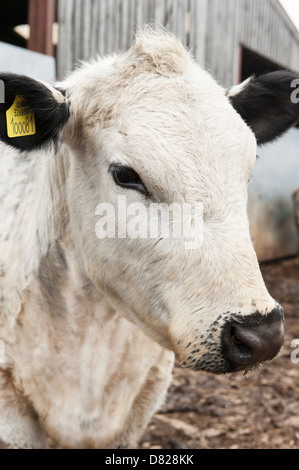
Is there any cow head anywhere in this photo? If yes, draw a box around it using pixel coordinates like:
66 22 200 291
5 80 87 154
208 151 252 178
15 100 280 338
1 30 298 374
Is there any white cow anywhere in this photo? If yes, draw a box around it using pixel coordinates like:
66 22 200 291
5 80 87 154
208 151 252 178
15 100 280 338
0 29 297 449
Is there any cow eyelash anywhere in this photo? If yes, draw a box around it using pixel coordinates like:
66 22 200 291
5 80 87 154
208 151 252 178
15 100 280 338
109 164 150 197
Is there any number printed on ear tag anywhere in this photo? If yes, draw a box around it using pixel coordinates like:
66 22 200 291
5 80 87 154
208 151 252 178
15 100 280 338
6 95 36 138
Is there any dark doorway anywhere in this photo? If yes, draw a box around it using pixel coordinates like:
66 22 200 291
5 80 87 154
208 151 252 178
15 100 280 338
241 46 286 82
0 1 28 48
0 0 56 56
240 45 299 129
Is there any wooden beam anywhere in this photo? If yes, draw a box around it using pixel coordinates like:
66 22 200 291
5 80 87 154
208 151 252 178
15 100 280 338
237 44 243 84
28 0 56 56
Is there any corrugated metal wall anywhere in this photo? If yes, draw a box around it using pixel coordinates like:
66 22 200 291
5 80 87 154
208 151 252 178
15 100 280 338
57 0 208 80
204 0 299 86
57 0 299 86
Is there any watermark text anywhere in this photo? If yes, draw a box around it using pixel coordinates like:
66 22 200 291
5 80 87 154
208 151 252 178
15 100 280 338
291 79 299 104
291 339 299 364
95 196 204 249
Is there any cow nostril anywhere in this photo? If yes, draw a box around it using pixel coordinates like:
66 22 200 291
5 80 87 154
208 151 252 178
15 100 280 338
230 326 242 344
222 308 284 372
230 326 252 357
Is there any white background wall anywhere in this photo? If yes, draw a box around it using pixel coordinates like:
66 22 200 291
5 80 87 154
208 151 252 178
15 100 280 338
248 127 299 261
0 42 55 83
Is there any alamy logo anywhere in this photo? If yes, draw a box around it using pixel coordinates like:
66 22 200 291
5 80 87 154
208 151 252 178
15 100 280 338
95 196 204 249
291 339 299 364
291 79 299 104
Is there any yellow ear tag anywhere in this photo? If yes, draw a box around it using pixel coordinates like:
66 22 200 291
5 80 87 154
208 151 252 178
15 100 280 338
6 95 36 138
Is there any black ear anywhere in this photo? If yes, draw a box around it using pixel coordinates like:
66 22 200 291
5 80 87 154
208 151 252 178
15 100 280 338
227 71 299 145
0 73 70 151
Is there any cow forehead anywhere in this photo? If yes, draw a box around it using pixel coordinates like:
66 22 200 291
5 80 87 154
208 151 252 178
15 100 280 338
93 59 247 134
118 80 254 154
68 41 251 136
66 35 256 188
104 69 256 188
95 62 256 158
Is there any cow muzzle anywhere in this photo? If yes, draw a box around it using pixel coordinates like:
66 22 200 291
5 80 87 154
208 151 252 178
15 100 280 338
221 306 284 372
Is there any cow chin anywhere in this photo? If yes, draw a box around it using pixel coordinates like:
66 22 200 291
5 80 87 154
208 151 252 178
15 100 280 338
172 306 284 375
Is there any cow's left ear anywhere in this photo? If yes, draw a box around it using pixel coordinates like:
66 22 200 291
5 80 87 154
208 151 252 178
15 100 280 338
227 71 299 145
0 73 70 151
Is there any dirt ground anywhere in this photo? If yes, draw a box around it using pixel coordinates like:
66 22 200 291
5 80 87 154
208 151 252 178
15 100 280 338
139 256 299 450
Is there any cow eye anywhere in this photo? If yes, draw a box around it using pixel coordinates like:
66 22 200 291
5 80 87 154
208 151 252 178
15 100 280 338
109 165 149 196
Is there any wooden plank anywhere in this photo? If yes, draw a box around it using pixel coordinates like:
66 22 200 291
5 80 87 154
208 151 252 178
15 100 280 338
135 0 144 28
147 0 155 23
125 0 135 48
72 0 81 62
90 0 99 57
154 0 166 27
234 0 243 83
164 0 174 29
227 0 238 86
204 0 214 75
109 0 122 53
82 0 92 59
212 0 222 80
189 0 196 59
57 0 65 77
57 0 75 78
263 0 271 60
28 0 56 57
172 0 187 45
114 0 122 52
98 0 107 56
119 0 128 50
105 0 114 54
